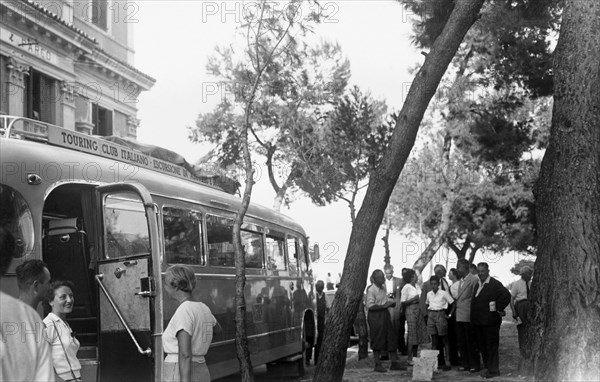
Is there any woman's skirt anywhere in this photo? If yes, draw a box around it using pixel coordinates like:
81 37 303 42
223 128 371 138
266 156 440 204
405 304 429 346
163 361 210 382
367 309 397 351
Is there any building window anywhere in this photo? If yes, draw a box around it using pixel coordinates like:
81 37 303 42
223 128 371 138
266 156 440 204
0 55 8 114
25 69 56 124
92 103 113 136
91 0 108 30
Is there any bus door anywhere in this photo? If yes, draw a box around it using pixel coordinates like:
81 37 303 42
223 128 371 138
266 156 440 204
95 183 163 382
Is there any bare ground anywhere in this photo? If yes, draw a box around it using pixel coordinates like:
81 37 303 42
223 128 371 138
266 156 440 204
216 308 530 381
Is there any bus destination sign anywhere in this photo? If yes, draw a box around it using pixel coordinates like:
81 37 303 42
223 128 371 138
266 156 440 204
47 127 209 185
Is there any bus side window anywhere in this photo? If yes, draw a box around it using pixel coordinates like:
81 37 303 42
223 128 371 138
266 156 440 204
206 215 234 267
286 237 298 275
162 207 202 265
266 233 286 271
241 230 263 269
297 241 307 272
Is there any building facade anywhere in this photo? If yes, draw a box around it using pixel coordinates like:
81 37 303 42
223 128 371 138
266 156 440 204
0 0 155 138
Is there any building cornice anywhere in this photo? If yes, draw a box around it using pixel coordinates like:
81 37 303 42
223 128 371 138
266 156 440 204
1 0 96 53
2 0 155 92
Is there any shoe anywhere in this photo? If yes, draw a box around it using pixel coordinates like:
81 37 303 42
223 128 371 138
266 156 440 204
390 362 407 371
374 364 387 372
407 360 415 366
458 367 469 371
469 368 481 373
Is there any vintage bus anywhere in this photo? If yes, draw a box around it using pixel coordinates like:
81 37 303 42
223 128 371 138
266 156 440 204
0 115 317 381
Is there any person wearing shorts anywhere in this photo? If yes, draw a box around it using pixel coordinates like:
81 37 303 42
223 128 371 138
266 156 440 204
426 276 455 371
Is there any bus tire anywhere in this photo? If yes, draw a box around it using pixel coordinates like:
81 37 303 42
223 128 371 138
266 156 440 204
297 328 306 378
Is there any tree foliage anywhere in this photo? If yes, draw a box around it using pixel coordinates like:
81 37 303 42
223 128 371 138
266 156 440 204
189 12 352 210
298 86 393 222
387 0 557 265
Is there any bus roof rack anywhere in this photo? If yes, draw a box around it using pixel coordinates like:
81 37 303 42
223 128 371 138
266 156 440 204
0 115 240 195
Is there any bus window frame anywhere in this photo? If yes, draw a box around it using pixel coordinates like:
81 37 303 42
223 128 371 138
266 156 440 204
265 229 287 272
161 205 204 266
101 192 151 260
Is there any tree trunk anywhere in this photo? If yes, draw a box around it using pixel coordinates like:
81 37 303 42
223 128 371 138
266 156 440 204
382 226 391 266
272 185 287 212
412 131 455 273
233 114 255 381
355 300 369 360
527 1 600 381
313 1 485 380
412 236 445 275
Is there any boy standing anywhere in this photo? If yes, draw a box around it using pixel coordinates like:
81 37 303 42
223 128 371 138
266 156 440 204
426 275 455 371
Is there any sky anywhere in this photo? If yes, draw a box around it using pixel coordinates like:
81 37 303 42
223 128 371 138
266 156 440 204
132 0 526 285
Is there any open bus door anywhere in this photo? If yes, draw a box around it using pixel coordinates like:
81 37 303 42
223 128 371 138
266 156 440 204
95 183 163 381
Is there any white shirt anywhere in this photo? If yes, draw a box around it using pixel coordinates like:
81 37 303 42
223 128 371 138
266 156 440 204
1 292 54 382
450 281 460 298
163 301 217 363
43 312 81 381
511 278 530 302
385 278 394 296
400 284 421 302
426 289 454 310
476 276 491 297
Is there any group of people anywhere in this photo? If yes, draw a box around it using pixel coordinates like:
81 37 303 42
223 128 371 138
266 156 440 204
364 260 517 379
0 227 220 382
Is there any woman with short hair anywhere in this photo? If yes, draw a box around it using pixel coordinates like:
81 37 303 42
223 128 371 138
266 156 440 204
162 265 220 382
43 280 82 381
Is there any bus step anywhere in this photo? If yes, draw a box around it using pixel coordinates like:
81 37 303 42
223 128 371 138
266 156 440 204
280 354 303 363
77 346 98 360
76 333 98 346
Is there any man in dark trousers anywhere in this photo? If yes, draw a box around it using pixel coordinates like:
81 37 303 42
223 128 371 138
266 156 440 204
383 264 404 357
455 259 480 372
471 262 511 379
398 268 409 355
313 280 329 364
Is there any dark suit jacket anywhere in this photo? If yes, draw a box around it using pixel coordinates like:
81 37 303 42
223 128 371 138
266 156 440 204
470 277 511 326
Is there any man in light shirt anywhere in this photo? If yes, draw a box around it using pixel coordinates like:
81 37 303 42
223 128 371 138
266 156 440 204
510 265 532 375
0 227 54 382
16 260 52 311
425 276 455 371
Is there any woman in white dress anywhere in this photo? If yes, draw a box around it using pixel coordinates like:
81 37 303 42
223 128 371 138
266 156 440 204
162 265 221 382
43 280 82 381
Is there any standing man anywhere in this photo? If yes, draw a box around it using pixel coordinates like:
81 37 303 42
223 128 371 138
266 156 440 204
16 259 52 311
455 259 480 373
313 280 330 365
366 269 404 372
425 276 455 371
420 264 450 367
510 265 532 374
398 268 409 355
383 264 404 355
0 227 54 382
471 262 511 379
